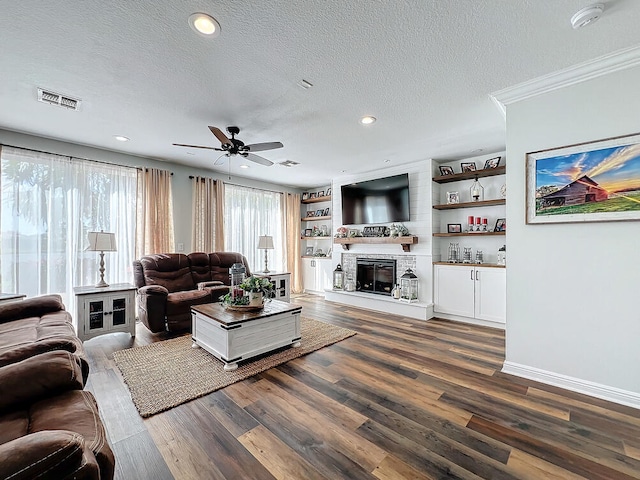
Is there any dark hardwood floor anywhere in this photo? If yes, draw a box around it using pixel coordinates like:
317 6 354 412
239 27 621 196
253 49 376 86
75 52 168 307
83 295 640 479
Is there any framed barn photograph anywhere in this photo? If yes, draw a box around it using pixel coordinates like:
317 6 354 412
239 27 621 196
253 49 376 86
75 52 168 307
446 191 460 204
483 156 501 169
439 165 454 176
526 132 640 224
447 223 462 233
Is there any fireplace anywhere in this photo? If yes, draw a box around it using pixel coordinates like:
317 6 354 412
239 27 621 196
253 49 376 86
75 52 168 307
356 258 396 296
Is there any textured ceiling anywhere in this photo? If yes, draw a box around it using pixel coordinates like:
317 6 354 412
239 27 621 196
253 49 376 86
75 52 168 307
1 0 640 187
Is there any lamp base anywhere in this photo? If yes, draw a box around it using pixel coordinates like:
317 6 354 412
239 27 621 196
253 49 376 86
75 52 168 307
95 280 110 288
96 251 109 287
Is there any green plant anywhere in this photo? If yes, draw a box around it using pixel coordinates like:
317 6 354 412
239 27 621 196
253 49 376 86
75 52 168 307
239 276 275 297
219 292 250 306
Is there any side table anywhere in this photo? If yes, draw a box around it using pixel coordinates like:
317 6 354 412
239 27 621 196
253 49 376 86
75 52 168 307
255 272 291 302
73 283 136 341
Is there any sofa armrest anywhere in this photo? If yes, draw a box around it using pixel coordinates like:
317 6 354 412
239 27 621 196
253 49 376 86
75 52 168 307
137 285 169 333
0 430 91 480
0 351 84 412
208 285 230 302
0 294 65 324
197 281 224 290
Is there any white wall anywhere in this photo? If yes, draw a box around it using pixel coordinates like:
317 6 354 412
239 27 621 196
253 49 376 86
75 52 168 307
0 129 300 256
504 66 640 405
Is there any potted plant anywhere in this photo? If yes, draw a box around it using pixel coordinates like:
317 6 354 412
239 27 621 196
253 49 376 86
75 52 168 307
239 276 275 306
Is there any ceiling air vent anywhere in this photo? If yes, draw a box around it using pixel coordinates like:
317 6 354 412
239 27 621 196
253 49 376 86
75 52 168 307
278 160 300 167
37 88 80 110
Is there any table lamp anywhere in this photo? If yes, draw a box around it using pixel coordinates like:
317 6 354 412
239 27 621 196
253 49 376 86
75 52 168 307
257 235 274 273
86 231 117 287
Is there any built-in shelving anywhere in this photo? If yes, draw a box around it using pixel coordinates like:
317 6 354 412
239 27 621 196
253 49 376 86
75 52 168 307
433 199 505 210
300 235 332 240
301 215 331 222
433 232 505 237
433 261 505 268
301 195 331 204
433 166 505 184
334 236 418 252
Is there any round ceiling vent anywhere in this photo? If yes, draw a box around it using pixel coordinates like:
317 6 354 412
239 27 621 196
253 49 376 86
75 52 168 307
571 4 605 29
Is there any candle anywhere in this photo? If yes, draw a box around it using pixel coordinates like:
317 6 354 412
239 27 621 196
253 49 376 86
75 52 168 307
482 218 488 224
468 216 474 224
475 217 481 224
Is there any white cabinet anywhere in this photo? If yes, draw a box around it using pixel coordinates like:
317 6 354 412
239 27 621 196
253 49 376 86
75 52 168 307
74 283 136 341
302 258 332 294
434 264 505 324
255 272 291 303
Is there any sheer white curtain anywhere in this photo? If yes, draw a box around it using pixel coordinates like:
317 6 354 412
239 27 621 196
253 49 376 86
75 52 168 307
0 146 137 307
224 184 284 273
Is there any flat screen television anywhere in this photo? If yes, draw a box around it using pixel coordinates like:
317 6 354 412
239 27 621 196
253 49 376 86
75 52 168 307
341 173 410 225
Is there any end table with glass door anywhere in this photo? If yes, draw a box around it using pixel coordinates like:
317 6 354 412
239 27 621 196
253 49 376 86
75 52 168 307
73 283 136 341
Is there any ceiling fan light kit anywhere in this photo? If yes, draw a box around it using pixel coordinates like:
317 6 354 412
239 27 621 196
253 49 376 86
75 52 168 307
189 13 221 37
571 4 604 29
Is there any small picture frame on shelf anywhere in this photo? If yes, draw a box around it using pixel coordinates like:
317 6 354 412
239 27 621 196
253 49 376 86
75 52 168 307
305 247 314 256
323 207 330 216
439 165 455 176
461 162 476 172
317 190 325 197
326 187 332 196
320 224 328 235
446 191 460 204
315 209 324 217
483 156 501 169
348 228 359 237
447 223 462 234
304 228 313 237
307 211 315 217
302 192 309 201
309 192 317 199
494 218 506 232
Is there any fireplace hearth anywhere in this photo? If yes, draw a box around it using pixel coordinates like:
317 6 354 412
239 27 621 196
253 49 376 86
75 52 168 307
356 258 397 296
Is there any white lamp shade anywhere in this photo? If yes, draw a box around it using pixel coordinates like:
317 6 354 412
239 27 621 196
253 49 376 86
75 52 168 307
257 235 274 250
86 231 117 252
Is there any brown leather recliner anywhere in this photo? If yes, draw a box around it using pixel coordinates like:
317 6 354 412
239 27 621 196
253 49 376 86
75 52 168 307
0 350 115 480
0 295 89 383
132 252 252 333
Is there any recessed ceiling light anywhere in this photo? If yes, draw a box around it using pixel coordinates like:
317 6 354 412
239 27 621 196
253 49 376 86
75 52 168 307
571 4 604 29
113 135 129 142
188 13 221 37
239 164 249 169
360 116 376 125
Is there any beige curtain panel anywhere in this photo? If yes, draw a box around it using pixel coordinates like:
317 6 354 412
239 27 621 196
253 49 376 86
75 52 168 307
191 176 223 252
136 168 175 256
284 192 302 294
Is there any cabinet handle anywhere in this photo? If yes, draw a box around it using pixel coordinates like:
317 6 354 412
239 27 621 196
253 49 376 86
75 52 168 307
475 270 479 281
470 270 474 281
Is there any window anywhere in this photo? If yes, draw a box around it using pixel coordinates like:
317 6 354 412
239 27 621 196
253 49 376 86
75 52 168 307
0 146 137 306
224 184 283 273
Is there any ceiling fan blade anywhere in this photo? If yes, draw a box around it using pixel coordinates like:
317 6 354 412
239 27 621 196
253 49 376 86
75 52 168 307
172 143 219 150
246 153 274 166
244 141 284 152
214 154 229 166
208 126 232 146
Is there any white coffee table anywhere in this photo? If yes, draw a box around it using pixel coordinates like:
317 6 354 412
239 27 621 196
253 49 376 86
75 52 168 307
191 300 302 371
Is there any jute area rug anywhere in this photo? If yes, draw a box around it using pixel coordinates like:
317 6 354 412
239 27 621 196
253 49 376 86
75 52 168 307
113 318 356 417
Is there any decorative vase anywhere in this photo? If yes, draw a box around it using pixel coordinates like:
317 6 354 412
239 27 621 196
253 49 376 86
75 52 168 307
248 291 263 306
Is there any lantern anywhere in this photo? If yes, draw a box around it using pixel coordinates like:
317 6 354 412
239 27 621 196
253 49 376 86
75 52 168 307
400 268 419 303
469 176 484 202
229 262 246 300
333 264 344 290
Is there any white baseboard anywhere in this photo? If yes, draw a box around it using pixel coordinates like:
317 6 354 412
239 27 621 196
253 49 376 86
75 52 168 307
432 312 505 330
502 361 640 410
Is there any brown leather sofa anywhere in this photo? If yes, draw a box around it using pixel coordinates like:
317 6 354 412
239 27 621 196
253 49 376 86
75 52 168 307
0 296 115 479
132 252 252 333
0 294 89 383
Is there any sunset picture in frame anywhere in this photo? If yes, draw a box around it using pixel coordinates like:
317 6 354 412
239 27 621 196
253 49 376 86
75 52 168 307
526 133 640 224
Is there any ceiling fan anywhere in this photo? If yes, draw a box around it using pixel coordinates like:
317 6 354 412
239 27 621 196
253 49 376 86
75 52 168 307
173 126 283 166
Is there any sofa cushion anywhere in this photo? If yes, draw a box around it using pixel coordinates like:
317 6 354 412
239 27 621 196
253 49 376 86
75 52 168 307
165 289 212 317
139 253 195 293
209 252 251 283
188 252 213 285
0 294 65 325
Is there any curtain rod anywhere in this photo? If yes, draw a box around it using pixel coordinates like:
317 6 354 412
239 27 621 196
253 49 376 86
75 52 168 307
139 167 173 175
1 143 173 174
188 175 291 195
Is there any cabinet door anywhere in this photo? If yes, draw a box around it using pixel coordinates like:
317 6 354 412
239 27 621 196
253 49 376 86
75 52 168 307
302 258 317 292
316 259 333 292
86 298 109 336
475 267 506 323
434 265 475 317
109 295 131 328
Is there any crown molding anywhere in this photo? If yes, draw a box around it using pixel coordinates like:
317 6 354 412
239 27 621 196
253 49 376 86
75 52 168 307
489 44 640 116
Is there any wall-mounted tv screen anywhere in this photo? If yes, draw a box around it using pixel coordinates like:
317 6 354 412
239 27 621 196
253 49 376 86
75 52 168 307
341 173 410 225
